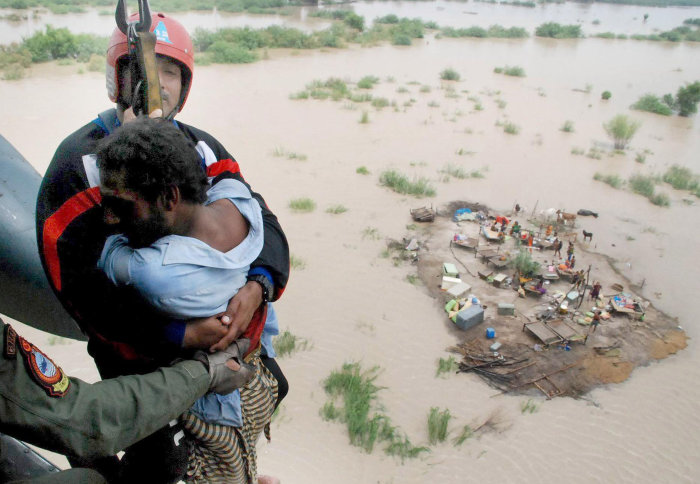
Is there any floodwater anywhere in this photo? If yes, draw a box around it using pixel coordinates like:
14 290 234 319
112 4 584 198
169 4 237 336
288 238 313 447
2 0 699 44
2 5 700 484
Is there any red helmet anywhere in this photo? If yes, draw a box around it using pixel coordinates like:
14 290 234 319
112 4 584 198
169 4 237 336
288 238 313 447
106 12 194 111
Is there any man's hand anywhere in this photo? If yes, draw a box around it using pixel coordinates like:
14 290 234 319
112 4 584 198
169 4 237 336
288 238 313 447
209 281 263 352
183 315 230 349
122 107 163 123
194 339 255 394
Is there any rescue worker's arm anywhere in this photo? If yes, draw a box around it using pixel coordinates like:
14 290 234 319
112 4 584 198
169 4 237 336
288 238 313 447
0 325 242 460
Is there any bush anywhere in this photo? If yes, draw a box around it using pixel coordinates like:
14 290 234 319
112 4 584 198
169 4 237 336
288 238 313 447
628 174 656 198
663 165 699 191
503 122 520 134
392 33 412 46
632 94 673 115
535 22 582 39
509 249 540 277
675 81 700 117
440 68 460 81
601 90 612 100
650 193 670 207
343 12 365 31
604 114 640 149
357 75 379 89
208 41 257 63
593 172 623 189
494 65 525 77
376 14 399 24
356 166 370 175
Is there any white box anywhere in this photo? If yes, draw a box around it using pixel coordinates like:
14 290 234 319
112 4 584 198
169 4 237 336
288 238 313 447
441 276 462 290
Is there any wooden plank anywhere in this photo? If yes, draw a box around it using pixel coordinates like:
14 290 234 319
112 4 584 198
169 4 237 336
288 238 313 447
523 321 561 345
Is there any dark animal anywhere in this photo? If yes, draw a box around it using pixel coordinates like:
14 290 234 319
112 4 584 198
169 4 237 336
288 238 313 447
577 209 599 218
583 230 593 242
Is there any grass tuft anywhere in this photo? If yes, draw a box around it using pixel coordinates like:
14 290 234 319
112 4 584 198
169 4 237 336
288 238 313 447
274 329 310 358
356 165 370 175
593 172 623 189
289 197 316 212
427 407 451 444
379 170 436 197
520 399 540 414
560 120 575 133
435 356 458 377
323 362 429 460
326 204 348 214
440 68 460 81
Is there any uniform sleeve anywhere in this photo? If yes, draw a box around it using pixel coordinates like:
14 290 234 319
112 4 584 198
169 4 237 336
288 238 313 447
0 332 208 459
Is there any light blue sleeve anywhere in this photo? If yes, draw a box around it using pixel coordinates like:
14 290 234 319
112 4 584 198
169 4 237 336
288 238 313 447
98 234 134 286
261 303 280 358
190 390 243 427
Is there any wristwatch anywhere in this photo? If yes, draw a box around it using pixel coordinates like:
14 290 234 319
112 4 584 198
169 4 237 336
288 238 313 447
247 274 274 304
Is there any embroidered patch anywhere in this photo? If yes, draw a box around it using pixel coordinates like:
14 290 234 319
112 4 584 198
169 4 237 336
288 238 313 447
4 324 17 359
17 335 70 398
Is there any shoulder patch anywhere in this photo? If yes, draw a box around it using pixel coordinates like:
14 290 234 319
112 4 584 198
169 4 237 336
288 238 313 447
18 335 70 398
4 324 17 359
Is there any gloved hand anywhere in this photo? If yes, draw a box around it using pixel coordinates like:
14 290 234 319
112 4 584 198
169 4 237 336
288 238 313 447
194 339 256 394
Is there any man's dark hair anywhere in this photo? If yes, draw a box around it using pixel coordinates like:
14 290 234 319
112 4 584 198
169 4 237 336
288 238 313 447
96 117 208 203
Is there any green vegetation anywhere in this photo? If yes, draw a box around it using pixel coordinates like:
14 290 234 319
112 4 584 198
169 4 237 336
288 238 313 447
535 22 582 39
440 25 528 39
601 90 612 100
650 192 671 206
675 81 700 116
322 363 429 459
632 94 673 115
509 249 540 277
359 111 370 124
593 172 623 189
494 65 526 77
371 97 390 109
288 197 316 212
274 329 310 358
503 122 520 134
427 407 451 444
629 174 656 197
560 120 575 132
356 166 370 175
1 26 107 78
603 114 640 149
357 75 380 89
290 77 350 101
520 399 540 414
440 68 461 81
662 165 700 193
326 204 349 214
436 356 458 377
272 147 307 160
452 424 474 446
290 254 306 270
362 227 381 240
379 170 436 197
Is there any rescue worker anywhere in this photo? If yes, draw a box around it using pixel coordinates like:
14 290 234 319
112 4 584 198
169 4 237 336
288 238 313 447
0 319 251 483
35 12 289 482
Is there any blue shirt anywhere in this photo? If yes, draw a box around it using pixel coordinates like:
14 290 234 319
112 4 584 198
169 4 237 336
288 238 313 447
98 179 279 427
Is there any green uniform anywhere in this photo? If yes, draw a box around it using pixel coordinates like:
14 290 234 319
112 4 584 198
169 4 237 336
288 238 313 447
0 322 209 461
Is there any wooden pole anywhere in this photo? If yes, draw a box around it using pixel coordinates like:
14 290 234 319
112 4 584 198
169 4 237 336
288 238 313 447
576 264 592 309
